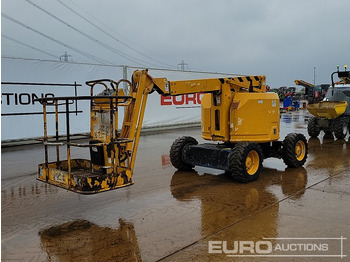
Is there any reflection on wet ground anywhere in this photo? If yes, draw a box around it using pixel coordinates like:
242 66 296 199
170 166 308 238
2 111 350 261
39 219 141 262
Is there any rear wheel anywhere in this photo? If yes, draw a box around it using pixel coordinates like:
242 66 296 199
334 116 348 139
307 116 320 138
228 142 263 183
282 133 308 167
170 136 198 170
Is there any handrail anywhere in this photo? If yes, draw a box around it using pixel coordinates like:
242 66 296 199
34 95 132 104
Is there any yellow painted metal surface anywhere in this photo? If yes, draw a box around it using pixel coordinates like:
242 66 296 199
294 79 314 88
37 159 134 194
295 140 306 161
246 150 260 175
229 92 280 142
307 101 348 119
153 72 269 143
154 75 267 95
201 94 212 140
202 92 280 142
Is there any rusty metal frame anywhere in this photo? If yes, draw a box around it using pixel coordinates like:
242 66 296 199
35 80 134 193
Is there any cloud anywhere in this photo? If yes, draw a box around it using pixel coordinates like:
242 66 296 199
2 0 350 87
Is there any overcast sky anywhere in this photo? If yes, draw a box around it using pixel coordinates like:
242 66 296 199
1 0 350 87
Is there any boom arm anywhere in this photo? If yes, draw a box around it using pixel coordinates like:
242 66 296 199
294 80 314 89
152 73 267 95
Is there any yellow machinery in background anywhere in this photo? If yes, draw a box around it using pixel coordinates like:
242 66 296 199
294 79 329 104
307 65 350 139
36 70 308 193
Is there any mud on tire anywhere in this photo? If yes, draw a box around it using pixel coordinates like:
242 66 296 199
170 136 198 171
307 116 320 138
228 142 263 183
282 133 308 168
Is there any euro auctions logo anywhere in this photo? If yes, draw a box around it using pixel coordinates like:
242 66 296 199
208 237 347 258
209 240 273 254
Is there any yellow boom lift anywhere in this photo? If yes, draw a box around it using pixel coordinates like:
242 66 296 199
36 70 308 194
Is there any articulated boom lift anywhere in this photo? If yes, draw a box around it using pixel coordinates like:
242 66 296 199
37 70 308 194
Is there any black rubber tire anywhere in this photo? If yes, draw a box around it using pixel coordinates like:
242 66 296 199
334 116 348 140
307 117 320 138
282 133 308 168
170 136 198 171
228 142 263 183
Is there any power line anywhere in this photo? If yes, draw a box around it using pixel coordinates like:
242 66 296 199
55 0 174 68
24 0 163 67
2 34 58 59
67 0 173 67
2 12 114 64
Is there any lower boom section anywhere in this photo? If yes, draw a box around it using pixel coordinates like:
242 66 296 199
37 159 133 194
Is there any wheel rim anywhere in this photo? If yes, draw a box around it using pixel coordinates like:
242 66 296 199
245 150 259 175
295 141 306 161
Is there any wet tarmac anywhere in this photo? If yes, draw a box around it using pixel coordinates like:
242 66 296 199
1 110 350 261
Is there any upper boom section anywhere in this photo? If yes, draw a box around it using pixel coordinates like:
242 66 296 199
131 70 267 95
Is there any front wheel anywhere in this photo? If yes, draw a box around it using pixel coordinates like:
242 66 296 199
282 133 308 168
334 116 348 140
228 142 263 183
170 136 198 171
307 116 320 138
